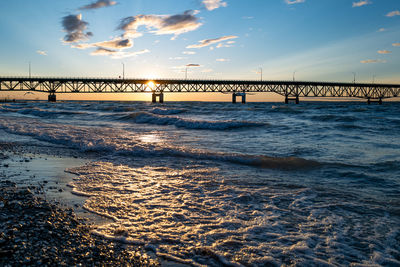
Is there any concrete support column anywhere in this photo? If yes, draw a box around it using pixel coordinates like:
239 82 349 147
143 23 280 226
232 93 237 103
48 94 56 102
241 93 246 104
285 95 299 104
152 92 164 103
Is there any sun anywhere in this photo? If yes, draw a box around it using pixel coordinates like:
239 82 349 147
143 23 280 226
146 81 156 92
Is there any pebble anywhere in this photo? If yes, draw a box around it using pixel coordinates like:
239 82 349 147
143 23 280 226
0 181 159 266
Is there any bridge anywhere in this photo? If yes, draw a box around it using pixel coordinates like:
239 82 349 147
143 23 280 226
1 77 399 104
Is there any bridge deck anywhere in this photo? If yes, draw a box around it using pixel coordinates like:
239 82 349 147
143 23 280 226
1 77 399 100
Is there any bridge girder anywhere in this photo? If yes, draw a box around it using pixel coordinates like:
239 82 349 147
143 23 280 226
0 77 399 100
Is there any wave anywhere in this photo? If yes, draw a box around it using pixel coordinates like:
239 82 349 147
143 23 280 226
119 112 266 130
19 108 86 118
0 106 86 118
310 114 357 123
0 118 319 171
150 108 186 115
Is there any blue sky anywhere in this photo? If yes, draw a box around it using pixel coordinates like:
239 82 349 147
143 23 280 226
0 0 399 84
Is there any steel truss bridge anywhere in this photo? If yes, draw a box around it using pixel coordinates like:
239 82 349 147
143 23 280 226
0 77 399 104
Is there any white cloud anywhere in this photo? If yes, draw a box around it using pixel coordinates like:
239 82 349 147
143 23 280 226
202 0 227 11
187 35 238 48
91 48 150 59
360 59 386 64
393 43 400 47
216 58 229 62
377 28 386 32
169 56 186 60
118 10 202 40
386 10 400 17
202 69 213 73
183 51 196 55
79 0 117 10
73 37 133 50
36 50 47 56
377 50 391 54
352 1 371 7
285 0 305 5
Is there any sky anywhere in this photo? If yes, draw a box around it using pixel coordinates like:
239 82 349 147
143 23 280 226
0 0 399 101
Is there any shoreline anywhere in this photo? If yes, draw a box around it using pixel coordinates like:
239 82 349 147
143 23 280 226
0 180 158 266
0 141 160 266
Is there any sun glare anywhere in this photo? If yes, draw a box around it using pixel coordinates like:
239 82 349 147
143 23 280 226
146 81 156 92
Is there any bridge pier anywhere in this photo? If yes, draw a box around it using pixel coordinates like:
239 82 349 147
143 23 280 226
367 97 383 105
232 93 246 104
285 95 299 104
48 93 56 102
152 92 164 103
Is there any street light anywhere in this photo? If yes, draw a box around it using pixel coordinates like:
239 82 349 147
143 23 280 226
29 62 31 79
121 62 125 80
352 72 356 84
293 71 296 82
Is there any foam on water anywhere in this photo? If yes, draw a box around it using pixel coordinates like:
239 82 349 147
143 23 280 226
65 161 400 266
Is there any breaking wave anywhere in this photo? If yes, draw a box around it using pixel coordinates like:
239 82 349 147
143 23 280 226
119 112 265 130
0 118 318 170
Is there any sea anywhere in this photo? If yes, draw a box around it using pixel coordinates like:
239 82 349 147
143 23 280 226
0 100 399 266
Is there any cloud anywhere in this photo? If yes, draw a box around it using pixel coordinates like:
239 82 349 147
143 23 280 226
169 56 186 60
79 0 117 10
36 50 47 56
202 0 227 11
186 35 238 48
118 10 202 40
360 59 386 64
386 10 400 17
377 50 391 54
62 14 92 43
91 48 150 59
183 51 196 55
352 1 371 7
285 0 305 5
202 69 213 73
242 16 254 19
73 37 133 50
172 64 201 70
377 28 386 32
393 43 400 47
216 58 229 62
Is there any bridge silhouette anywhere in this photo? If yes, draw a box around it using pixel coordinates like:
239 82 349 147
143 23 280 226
1 77 399 104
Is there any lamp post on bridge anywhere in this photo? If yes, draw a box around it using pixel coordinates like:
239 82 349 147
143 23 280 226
293 71 296 82
121 62 125 80
352 72 356 84
29 62 31 79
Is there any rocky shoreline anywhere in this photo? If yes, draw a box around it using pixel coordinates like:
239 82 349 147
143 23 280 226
0 140 160 266
0 180 159 266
